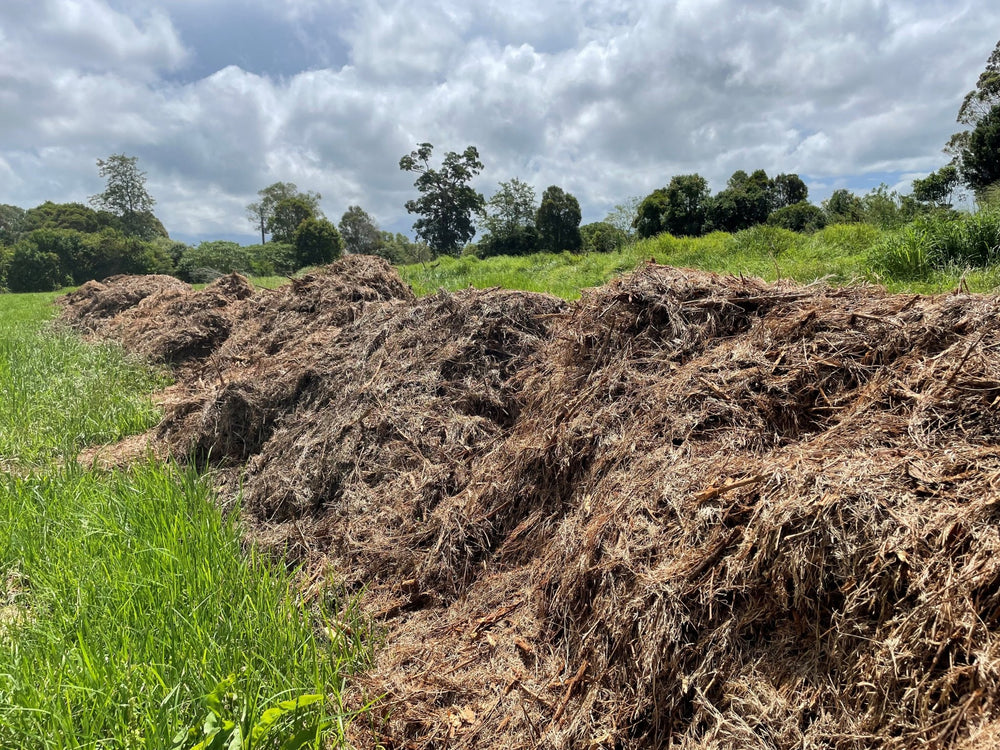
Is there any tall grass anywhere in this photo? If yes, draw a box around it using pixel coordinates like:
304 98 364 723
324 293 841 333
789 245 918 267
0 294 166 466
0 464 366 749
868 209 1000 289
397 223 884 299
400 218 1000 300
0 292 369 748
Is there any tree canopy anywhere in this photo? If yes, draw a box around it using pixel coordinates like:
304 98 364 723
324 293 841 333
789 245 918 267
267 196 318 243
636 174 711 238
535 185 582 252
247 182 321 243
478 178 539 257
949 39 1000 196
958 40 1000 127
912 166 960 206
294 218 343 267
338 205 382 256
89 154 161 239
962 104 1000 194
400 143 484 256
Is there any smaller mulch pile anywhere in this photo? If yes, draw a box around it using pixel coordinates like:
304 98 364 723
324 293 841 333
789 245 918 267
58 259 1000 749
59 274 190 336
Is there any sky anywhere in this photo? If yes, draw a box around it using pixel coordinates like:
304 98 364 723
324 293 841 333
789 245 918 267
0 0 997 245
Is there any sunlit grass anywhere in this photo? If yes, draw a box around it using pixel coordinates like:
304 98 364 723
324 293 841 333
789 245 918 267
400 222 1000 300
0 294 167 466
0 463 367 749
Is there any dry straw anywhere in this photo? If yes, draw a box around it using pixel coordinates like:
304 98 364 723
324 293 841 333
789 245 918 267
60 257 1000 749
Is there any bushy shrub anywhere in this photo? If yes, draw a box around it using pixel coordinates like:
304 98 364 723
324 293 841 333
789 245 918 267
767 202 827 233
294 218 342 268
241 242 296 276
580 221 626 253
376 232 433 265
6 243 66 292
176 241 295 282
477 225 539 258
77 229 170 281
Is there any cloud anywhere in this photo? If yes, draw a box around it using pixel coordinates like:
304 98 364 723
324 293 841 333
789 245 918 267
1 0 187 78
0 0 998 240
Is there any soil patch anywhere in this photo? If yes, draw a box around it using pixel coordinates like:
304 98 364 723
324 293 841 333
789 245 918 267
60 258 1000 749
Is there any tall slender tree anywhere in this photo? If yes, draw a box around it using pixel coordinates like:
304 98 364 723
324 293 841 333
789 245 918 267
89 154 159 238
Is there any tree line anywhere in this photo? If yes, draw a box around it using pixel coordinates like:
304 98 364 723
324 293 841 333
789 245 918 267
393 40 999 255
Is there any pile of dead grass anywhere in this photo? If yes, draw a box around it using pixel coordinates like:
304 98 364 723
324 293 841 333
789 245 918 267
59 259 1000 749
58 274 189 335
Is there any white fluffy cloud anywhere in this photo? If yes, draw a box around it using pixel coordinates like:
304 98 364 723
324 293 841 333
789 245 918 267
0 0 996 241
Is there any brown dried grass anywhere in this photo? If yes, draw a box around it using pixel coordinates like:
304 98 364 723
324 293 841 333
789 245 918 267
58 259 1000 749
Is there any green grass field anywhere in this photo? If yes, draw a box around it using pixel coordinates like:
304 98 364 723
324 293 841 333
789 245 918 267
0 295 368 749
400 219 1000 299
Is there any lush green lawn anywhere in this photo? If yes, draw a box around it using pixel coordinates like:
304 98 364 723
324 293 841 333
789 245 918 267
0 293 366 748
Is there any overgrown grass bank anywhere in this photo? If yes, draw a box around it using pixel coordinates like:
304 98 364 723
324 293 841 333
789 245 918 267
0 293 167 466
0 293 367 748
401 215 1000 299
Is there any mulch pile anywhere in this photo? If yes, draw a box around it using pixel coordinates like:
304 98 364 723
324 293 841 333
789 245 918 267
58 257 1000 749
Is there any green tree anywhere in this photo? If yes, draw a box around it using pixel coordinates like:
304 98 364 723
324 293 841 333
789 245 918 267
267 196 317 243
6 242 65 292
0 204 25 245
478 178 539 257
247 182 321 244
661 173 710 237
176 240 288 282
580 221 626 253
958 40 1000 127
860 184 923 229
767 202 827 233
770 173 808 209
535 185 582 252
23 201 109 234
399 143 485 256
947 40 1000 195
962 104 1000 195
635 174 711 238
705 170 772 233
294 218 342 268
823 189 865 224
603 197 640 242
377 232 432 264
338 205 382 255
482 178 537 237
89 154 161 238
912 165 960 206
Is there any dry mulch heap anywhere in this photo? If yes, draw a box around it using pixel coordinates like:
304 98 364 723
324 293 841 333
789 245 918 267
59 255 1000 749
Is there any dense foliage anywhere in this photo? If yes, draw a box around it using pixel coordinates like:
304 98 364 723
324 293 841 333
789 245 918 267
294 217 343 267
89 154 163 239
536 185 583 252
399 142 485 256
